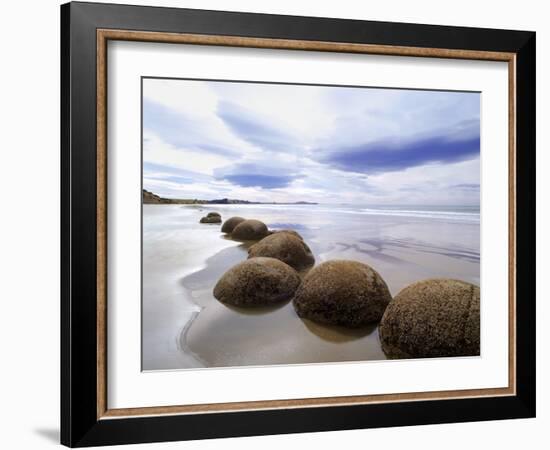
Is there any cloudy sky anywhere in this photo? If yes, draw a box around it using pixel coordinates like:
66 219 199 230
142 78 480 205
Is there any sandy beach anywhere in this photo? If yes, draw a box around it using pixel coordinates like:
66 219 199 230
142 203 480 370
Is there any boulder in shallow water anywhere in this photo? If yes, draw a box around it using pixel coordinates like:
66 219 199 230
213 257 301 306
221 216 246 234
379 278 480 359
231 219 269 240
293 260 392 327
248 232 314 270
200 214 221 224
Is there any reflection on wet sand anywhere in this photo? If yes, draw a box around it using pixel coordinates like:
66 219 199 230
302 319 378 343
142 204 480 370
180 242 387 367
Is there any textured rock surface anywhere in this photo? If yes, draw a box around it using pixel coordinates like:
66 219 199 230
221 216 246 234
293 260 392 327
379 278 480 359
231 219 269 240
248 233 314 270
213 257 301 306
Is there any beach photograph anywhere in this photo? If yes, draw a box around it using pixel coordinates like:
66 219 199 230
141 77 481 371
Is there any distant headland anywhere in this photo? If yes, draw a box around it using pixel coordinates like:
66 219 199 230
143 189 318 205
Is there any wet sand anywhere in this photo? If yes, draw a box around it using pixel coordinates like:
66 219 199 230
142 204 479 370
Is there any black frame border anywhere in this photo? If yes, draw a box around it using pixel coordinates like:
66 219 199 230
61 2 535 447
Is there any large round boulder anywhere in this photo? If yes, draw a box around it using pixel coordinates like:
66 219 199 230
231 219 269 241
293 260 392 327
221 216 245 234
379 279 480 359
213 257 301 306
248 233 314 270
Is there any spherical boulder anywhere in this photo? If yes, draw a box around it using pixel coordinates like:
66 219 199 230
200 214 221 224
270 229 304 241
293 260 392 327
231 219 269 241
213 257 301 306
379 279 480 359
206 212 221 218
221 216 246 234
248 233 314 270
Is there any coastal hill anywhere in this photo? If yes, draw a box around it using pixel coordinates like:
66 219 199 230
143 189 318 205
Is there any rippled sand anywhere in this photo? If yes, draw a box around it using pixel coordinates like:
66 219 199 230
142 204 480 370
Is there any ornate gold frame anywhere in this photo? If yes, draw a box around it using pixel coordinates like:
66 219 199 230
96 29 516 420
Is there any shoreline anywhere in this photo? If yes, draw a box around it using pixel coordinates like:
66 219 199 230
176 309 206 367
180 239 388 368
142 204 479 370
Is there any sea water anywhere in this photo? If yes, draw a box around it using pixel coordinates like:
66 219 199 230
142 203 480 370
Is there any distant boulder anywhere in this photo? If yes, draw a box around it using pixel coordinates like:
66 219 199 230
379 279 480 359
293 260 392 327
199 214 221 224
248 233 314 270
231 219 269 240
213 257 301 306
221 216 246 234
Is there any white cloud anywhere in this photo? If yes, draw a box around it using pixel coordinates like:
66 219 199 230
143 131 231 176
142 78 480 205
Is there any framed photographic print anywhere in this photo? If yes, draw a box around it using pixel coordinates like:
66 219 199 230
60 1 536 447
